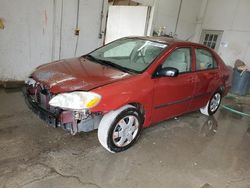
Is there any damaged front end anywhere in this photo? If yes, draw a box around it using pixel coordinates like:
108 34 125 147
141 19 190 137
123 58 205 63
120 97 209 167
23 78 103 135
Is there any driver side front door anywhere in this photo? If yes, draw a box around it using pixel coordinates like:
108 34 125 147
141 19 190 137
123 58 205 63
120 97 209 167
152 47 196 123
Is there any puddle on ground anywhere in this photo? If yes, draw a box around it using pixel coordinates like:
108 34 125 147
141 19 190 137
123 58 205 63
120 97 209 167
247 127 250 134
199 116 218 137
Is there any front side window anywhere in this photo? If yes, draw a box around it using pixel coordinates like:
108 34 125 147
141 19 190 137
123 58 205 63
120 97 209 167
89 38 167 73
195 48 217 71
162 48 192 73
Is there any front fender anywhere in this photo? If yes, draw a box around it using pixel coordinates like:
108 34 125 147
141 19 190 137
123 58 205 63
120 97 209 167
90 74 154 127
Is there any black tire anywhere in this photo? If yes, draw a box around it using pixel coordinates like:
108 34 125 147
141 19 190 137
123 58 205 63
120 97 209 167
200 91 222 116
107 108 143 153
208 92 222 115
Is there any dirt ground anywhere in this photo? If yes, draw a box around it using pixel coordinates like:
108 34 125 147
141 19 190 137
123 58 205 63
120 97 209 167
0 88 250 188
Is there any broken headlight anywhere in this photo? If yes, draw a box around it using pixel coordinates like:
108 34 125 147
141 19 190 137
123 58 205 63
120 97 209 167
49 92 101 111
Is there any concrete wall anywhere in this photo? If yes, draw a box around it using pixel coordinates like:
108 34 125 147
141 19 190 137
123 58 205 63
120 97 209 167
1 0 250 81
137 0 202 40
139 0 250 67
175 0 202 40
206 0 250 67
0 0 53 80
0 0 108 80
192 0 250 67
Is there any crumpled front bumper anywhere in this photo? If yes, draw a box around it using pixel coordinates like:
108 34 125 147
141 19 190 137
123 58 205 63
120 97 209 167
23 87 59 127
23 87 102 134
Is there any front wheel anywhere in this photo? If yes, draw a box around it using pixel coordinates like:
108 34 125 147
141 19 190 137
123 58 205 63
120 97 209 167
200 92 222 116
98 105 143 153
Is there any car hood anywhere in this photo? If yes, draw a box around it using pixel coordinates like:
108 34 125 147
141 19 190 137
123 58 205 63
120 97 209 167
31 57 132 93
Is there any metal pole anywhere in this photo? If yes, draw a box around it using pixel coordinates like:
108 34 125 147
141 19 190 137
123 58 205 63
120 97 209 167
174 0 182 34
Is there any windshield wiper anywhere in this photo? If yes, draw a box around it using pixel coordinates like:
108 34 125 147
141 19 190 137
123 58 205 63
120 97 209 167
84 54 100 63
85 54 134 73
99 59 132 73
84 55 112 66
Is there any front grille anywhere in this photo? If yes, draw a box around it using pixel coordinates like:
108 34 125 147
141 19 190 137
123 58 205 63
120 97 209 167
38 88 50 109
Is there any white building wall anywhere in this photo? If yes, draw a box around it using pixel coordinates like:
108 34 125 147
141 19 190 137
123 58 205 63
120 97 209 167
193 0 250 67
153 0 181 34
175 0 202 40
140 0 250 67
1 0 250 81
0 0 54 80
137 0 202 39
0 0 107 80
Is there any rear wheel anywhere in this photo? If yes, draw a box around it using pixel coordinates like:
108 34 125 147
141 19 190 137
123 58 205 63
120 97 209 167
200 92 222 116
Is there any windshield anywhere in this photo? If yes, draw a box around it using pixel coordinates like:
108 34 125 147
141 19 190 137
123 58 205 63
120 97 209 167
88 38 168 73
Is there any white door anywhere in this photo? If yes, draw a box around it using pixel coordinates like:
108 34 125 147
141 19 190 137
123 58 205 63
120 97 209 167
60 0 104 59
105 6 150 44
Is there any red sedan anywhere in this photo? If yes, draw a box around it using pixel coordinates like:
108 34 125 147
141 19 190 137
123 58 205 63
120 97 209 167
24 37 231 153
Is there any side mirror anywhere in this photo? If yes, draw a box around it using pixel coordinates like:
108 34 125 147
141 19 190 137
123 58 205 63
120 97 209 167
155 67 179 77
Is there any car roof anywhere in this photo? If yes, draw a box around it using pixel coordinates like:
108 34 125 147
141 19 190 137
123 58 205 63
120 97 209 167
125 36 208 48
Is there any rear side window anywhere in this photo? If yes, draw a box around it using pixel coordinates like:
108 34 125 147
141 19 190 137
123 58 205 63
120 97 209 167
195 48 217 71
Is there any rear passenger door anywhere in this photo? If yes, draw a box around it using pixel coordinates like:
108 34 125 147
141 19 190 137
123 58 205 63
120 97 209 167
190 47 220 109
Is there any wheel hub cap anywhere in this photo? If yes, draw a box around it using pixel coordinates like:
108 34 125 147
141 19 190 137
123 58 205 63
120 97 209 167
112 115 139 147
210 93 221 112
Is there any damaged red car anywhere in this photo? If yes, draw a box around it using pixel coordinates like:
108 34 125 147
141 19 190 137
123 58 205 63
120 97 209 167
24 37 231 153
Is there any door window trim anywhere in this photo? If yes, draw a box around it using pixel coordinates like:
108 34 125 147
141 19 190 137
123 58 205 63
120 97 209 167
194 47 218 72
157 46 194 76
